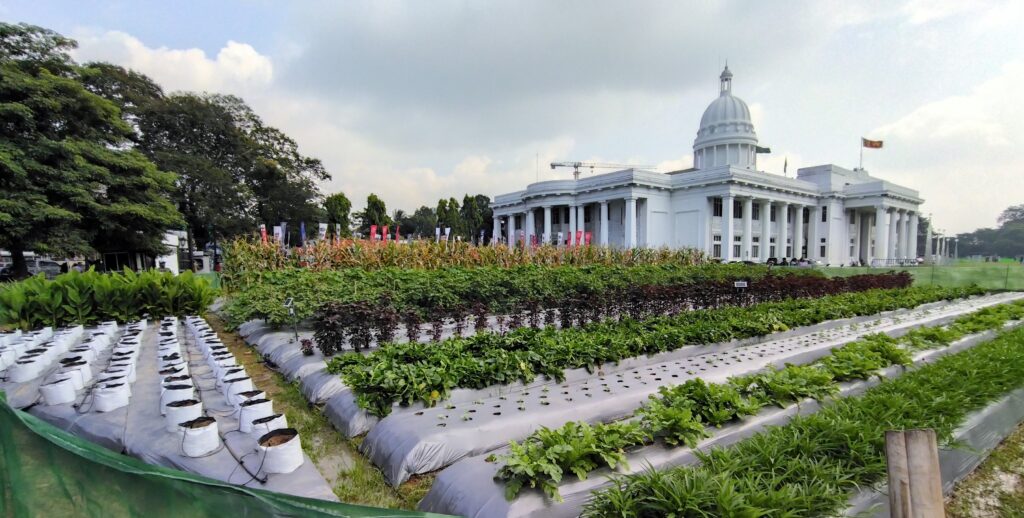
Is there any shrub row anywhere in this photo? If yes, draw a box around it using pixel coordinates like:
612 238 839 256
223 238 706 279
311 272 914 355
225 263 826 329
327 285 983 417
0 269 217 330
496 300 1024 502
582 307 1024 517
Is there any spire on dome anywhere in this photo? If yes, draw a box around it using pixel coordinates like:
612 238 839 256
720 65 733 95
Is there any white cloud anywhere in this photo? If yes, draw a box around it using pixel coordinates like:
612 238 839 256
70 30 273 95
873 61 1024 233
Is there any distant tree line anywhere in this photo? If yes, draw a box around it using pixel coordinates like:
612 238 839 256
955 204 1024 258
0 22 496 278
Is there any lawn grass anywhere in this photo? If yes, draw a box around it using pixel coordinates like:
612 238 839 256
947 420 1024 517
206 313 433 510
817 262 1024 290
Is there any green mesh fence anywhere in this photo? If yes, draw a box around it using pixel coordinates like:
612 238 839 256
0 392 447 518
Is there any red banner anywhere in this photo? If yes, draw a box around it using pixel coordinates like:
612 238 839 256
862 137 883 149
395 225 401 242
369 224 378 241
585 231 592 245
576 230 583 246
382 225 389 242
260 224 267 243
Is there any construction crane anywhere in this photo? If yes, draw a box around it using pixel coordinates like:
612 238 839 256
550 161 657 180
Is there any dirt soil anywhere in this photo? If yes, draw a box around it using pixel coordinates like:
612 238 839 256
947 420 1024 517
206 314 434 510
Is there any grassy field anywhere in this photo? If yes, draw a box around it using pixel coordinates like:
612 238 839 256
817 262 1024 290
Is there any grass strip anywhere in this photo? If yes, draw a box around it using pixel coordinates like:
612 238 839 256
494 300 1024 502
330 285 983 417
581 312 1024 517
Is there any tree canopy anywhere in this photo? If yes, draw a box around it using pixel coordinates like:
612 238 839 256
0 22 182 277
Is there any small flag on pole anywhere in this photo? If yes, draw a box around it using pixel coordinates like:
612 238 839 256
862 138 883 149
755 145 772 153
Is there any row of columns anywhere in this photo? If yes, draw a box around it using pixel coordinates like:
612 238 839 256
496 197 639 248
873 206 918 262
721 195 807 262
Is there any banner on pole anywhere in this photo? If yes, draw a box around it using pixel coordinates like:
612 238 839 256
280 222 288 248
260 224 267 243
370 224 378 242
585 231 592 245
382 225 389 242
557 231 563 246
272 225 282 243
299 221 307 245
576 230 583 246
318 223 328 241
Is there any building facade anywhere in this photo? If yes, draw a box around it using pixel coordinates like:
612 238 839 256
491 67 923 265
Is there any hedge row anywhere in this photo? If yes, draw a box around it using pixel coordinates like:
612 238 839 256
0 269 217 330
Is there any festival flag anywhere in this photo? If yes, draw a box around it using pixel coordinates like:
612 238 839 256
272 225 282 243
575 230 583 246
754 145 772 153
396 225 402 242
435 227 441 242
382 225 389 242
318 223 328 241
445 227 452 241
585 231 593 245
862 138 883 149
260 224 268 243
280 222 288 248
370 224 378 241
299 221 307 245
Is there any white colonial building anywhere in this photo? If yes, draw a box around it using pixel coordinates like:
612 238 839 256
491 67 923 265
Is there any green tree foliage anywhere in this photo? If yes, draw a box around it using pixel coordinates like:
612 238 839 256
355 194 392 235
324 192 353 238
956 204 1024 258
0 23 182 278
395 206 437 238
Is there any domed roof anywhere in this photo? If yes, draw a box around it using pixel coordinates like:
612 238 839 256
698 66 752 129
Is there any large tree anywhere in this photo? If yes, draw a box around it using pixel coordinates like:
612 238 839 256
0 23 181 277
324 192 352 238
354 194 392 235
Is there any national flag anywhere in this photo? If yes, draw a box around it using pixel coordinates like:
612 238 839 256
755 145 772 153
862 138 883 149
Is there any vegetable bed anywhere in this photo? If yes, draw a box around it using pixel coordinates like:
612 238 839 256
580 317 1024 517
330 285 980 417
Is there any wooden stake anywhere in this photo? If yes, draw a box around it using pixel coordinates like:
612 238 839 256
885 430 913 518
905 429 945 518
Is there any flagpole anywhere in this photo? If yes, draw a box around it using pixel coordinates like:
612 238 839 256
859 138 863 170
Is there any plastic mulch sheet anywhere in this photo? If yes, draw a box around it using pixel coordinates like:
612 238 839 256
0 391 450 518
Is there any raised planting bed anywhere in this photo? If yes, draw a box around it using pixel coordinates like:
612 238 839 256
329 286 982 419
362 292 1020 486
573 318 1024 517
417 300 1024 517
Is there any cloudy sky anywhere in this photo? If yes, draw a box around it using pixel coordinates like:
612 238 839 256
3 0 1022 234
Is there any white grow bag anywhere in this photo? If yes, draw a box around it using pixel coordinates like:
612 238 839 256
258 428 304 474
181 417 220 457
94 383 131 412
160 384 195 414
238 399 274 433
39 377 77 405
165 399 203 432
250 413 288 438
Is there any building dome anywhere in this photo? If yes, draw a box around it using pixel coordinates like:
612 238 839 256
693 66 759 170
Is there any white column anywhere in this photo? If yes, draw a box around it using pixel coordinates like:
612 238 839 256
506 215 515 246
625 197 637 248
542 206 552 245
525 209 535 245
909 213 919 260
568 204 577 245
900 212 911 259
874 206 888 263
599 201 609 246
760 200 771 262
808 206 820 261
492 216 501 246
794 204 805 258
741 197 753 261
577 204 587 244
722 194 735 261
887 209 899 261
778 202 789 259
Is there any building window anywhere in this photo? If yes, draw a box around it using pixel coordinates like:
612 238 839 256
753 245 760 257
786 208 792 223
770 206 777 222
786 245 792 256
733 200 742 219
713 198 723 217
752 204 760 221
821 206 828 222
850 245 855 256
713 234 722 259
803 207 810 222
733 244 741 257
820 245 826 257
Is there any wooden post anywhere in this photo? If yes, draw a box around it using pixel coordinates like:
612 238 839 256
885 430 913 518
886 429 945 518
